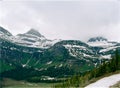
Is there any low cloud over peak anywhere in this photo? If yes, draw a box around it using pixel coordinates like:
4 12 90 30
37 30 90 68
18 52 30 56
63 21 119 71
0 0 120 42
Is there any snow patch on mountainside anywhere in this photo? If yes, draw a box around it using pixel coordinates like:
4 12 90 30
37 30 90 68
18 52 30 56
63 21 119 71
63 44 86 57
22 64 26 67
83 53 93 58
63 44 94 59
63 42 117 59
46 61 52 65
87 41 116 48
85 73 120 88
99 46 120 53
100 55 111 59
64 45 87 50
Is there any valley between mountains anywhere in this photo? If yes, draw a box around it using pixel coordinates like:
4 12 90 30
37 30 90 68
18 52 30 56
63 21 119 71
0 26 120 87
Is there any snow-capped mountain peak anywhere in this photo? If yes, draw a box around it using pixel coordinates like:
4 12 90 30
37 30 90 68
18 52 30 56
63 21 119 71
87 36 118 49
0 27 60 49
88 36 108 42
8 28 60 48
25 29 44 38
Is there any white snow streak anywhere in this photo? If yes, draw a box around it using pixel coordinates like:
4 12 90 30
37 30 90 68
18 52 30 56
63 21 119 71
87 41 115 48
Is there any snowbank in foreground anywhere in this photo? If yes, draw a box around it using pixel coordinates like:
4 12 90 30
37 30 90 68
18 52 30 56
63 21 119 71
85 73 120 88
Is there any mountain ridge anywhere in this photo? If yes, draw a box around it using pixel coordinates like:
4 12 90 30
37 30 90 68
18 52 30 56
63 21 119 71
0 26 120 79
0 26 60 49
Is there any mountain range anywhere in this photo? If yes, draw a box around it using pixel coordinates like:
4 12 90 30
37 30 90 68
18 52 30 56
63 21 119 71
0 26 120 80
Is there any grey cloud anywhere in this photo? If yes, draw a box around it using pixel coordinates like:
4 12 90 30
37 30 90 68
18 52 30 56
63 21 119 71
0 0 120 42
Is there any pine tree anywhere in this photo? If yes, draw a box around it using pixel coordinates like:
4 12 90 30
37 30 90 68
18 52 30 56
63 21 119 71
115 49 119 70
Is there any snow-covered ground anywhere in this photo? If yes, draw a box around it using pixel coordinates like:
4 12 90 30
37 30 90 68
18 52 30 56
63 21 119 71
85 73 120 88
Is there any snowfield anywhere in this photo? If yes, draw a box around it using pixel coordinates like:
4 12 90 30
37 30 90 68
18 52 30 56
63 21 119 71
85 73 120 88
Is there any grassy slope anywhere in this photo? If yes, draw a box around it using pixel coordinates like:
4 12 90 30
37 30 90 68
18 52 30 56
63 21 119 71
2 78 57 88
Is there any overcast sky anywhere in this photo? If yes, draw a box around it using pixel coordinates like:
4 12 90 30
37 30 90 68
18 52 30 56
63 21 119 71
0 0 120 42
